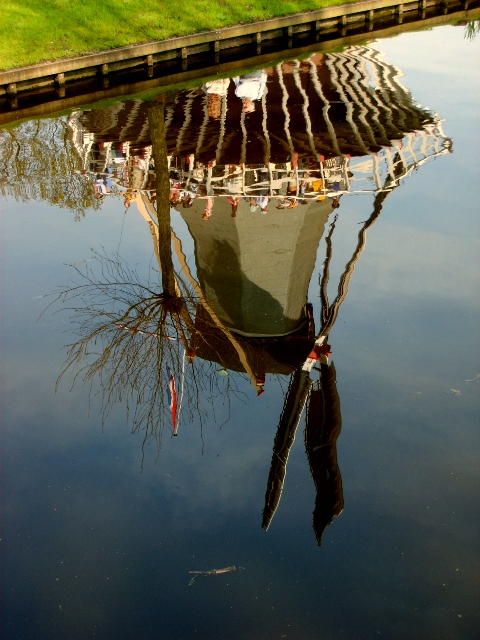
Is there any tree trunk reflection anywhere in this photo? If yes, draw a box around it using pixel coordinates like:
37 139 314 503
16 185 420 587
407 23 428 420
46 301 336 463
147 95 177 302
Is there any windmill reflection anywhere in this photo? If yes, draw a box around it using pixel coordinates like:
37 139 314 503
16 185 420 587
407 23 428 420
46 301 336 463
54 45 451 545
262 185 393 544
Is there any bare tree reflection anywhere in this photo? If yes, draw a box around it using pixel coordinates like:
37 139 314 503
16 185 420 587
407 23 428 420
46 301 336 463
52 247 252 454
147 95 178 302
54 253 183 444
50 97 247 452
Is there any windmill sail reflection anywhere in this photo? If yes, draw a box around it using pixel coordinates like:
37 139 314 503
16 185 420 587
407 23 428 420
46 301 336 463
33 44 453 545
305 361 343 547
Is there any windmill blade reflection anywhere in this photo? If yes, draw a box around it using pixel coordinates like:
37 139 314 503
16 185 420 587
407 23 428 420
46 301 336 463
262 149 408 542
262 368 313 531
305 362 343 547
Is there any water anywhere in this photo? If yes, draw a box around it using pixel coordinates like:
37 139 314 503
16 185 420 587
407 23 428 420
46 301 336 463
1 24 479 640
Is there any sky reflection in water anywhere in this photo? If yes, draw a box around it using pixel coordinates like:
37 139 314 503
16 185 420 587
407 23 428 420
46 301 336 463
1 24 479 640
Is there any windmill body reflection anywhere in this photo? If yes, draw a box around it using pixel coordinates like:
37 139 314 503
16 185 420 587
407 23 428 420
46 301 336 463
52 45 452 545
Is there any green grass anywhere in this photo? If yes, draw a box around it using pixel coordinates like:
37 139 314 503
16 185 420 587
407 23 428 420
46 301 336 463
1 0 356 70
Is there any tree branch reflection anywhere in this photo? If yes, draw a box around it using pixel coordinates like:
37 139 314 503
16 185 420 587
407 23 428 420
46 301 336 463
50 97 249 452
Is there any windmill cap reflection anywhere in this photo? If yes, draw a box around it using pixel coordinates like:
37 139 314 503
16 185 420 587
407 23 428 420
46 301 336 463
76 49 439 165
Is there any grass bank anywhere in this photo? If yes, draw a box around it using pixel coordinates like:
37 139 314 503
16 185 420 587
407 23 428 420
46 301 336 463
1 0 357 70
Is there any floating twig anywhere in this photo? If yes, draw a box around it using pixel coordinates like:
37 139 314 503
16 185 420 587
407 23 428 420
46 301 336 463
188 566 237 585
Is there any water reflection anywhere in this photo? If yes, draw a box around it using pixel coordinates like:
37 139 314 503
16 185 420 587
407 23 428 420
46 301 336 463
66 48 451 202
2 44 453 546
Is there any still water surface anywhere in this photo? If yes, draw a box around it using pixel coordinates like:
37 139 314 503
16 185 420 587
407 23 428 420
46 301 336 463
1 24 479 640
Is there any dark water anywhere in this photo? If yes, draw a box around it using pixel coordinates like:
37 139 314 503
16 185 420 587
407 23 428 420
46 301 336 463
1 25 479 640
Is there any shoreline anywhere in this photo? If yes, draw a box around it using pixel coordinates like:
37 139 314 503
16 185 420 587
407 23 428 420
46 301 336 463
1 0 478 123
